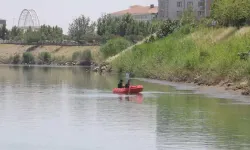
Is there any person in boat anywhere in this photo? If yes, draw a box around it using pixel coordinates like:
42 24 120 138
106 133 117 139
118 80 124 88
125 79 130 88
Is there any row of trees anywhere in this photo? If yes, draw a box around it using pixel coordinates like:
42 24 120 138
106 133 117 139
1 14 159 45
68 14 159 44
1 0 250 44
8 25 64 44
211 0 250 27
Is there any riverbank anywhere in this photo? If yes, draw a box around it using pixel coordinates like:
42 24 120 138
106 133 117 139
136 78 250 101
104 26 250 96
0 44 102 65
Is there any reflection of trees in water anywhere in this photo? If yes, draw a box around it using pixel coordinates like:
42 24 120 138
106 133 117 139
155 94 250 149
8 65 20 71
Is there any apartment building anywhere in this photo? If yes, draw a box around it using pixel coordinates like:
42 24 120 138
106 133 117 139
0 18 6 28
158 0 213 20
110 4 158 21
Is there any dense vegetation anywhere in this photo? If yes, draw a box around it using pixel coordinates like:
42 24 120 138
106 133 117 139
1 14 159 46
108 0 250 95
100 37 132 58
112 26 250 86
97 14 159 42
211 0 250 27
2 25 64 44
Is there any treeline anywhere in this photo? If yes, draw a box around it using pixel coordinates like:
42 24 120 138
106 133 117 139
211 0 250 27
0 14 159 45
97 14 159 43
0 25 64 44
1 0 250 45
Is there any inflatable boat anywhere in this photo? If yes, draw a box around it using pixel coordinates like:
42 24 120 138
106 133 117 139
113 85 144 94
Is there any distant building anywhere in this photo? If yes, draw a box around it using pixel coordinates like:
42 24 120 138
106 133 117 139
110 4 158 21
0 18 6 27
158 0 213 20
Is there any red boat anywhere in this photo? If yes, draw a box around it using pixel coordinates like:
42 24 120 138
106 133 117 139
113 85 144 94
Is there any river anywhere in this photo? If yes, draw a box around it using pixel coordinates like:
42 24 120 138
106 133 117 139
0 65 249 150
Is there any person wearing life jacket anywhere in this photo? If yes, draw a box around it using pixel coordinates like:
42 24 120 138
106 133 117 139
118 80 124 88
125 79 130 88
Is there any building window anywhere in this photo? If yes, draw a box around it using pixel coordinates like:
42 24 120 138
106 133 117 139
198 11 205 17
177 11 182 17
198 1 205 7
177 2 182 7
187 2 193 8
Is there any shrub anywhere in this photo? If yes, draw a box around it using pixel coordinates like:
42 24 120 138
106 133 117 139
72 49 92 62
156 19 180 38
38 52 52 64
22 52 35 64
125 35 144 43
13 54 20 64
100 37 132 58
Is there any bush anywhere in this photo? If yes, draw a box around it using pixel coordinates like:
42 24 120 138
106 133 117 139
13 54 20 64
100 37 132 58
22 52 35 64
156 19 180 38
38 52 52 64
72 49 92 62
125 35 144 43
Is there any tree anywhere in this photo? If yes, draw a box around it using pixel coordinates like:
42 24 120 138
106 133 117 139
211 0 250 27
24 27 40 44
156 19 180 38
9 26 23 41
100 37 132 58
68 15 95 43
96 14 158 42
0 24 8 40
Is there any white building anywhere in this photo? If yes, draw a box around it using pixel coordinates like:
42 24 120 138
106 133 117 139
158 0 213 20
110 4 158 21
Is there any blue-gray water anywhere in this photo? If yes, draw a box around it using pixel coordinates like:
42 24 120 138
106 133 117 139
0 65 250 150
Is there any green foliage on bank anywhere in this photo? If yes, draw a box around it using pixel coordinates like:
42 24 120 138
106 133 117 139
97 14 160 43
211 0 250 27
72 49 92 62
112 25 250 85
8 25 64 44
38 52 52 64
22 52 35 64
100 37 132 58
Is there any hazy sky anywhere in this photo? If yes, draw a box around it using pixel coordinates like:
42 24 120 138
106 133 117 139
0 0 157 34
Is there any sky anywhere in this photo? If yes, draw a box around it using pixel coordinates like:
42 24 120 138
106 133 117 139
0 0 157 34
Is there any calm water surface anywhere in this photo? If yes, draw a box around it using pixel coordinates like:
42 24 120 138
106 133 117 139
0 65 250 150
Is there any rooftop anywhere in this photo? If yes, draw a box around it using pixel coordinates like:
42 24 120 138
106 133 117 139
111 4 158 15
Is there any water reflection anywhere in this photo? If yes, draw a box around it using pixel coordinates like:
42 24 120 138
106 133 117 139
118 93 144 104
0 65 249 150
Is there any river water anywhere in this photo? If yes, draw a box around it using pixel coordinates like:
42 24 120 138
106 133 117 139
0 65 250 150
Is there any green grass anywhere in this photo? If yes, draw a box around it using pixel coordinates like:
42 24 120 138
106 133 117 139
111 26 250 86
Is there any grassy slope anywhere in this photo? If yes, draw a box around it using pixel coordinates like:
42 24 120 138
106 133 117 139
111 26 250 93
0 44 101 63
